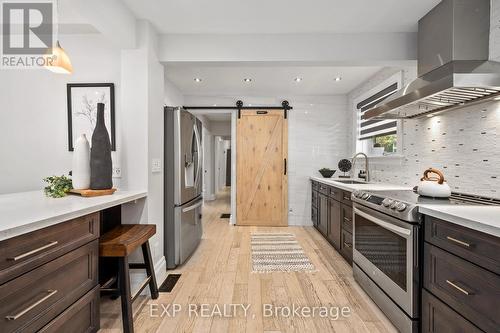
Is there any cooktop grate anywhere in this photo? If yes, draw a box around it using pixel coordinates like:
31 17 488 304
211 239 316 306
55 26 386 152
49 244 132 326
450 192 500 206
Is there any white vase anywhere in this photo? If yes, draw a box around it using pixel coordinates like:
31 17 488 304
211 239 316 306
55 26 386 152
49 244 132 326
72 134 91 189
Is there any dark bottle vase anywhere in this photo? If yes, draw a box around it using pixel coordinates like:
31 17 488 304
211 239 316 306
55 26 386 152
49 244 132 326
90 103 113 190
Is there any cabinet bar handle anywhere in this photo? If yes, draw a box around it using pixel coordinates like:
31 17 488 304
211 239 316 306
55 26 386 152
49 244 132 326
7 241 59 261
446 236 470 248
446 280 472 295
343 242 352 249
5 290 58 320
343 217 351 222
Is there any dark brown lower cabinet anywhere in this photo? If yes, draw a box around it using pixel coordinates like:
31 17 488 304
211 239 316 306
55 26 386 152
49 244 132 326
39 286 100 333
0 214 100 333
422 216 500 333
421 289 482 333
327 198 341 249
317 192 329 236
311 180 352 264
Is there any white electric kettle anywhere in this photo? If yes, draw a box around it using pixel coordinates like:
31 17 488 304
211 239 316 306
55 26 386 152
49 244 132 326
414 168 451 198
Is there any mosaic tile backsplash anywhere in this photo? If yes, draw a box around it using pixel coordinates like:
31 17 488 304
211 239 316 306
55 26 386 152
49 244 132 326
366 102 500 198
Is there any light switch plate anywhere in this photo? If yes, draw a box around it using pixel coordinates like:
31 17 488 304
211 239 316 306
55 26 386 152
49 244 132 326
152 158 162 173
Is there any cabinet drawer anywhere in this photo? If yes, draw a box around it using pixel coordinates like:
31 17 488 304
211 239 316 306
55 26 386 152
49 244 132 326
340 230 353 265
312 190 318 208
421 289 482 333
425 216 500 275
328 187 343 201
341 190 352 205
0 240 98 333
424 243 500 333
0 213 99 284
39 286 100 333
318 183 329 196
341 204 353 233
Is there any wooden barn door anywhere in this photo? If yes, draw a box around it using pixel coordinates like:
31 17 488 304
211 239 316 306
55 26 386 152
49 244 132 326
236 109 288 226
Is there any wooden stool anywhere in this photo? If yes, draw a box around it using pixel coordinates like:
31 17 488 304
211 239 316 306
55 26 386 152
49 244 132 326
99 224 159 333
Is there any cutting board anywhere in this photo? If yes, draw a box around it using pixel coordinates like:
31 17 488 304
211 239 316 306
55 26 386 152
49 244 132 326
69 188 117 197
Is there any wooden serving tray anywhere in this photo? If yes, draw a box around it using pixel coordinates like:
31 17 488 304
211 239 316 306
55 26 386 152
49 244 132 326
69 188 117 197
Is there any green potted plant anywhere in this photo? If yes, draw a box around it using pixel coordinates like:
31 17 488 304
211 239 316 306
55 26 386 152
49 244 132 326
43 175 73 198
318 168 336 178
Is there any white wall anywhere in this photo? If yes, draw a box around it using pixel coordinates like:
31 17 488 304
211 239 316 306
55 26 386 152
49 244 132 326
210 121 231 136
183 95 350 226
0 34 122 194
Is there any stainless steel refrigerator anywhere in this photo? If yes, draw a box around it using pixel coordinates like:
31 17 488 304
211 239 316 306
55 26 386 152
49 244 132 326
164 107 203 269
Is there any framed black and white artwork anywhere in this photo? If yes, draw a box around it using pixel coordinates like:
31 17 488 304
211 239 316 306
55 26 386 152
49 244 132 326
67 83 116 151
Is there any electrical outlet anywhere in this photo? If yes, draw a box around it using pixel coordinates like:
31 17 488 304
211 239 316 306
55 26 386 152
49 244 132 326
152 159 161 173
112 166 122 178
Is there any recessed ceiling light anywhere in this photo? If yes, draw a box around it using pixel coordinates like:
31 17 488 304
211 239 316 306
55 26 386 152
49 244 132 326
243 78 252 82
334 76 342 82
248 103 252 106
427 114 435 118
294 77 303 82
194 78 202 82
213 104 217 106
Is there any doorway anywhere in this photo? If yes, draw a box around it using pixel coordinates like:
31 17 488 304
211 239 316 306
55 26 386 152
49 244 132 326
236 109 288 226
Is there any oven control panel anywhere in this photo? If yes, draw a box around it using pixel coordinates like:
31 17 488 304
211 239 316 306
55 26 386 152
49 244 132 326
353 191 409 213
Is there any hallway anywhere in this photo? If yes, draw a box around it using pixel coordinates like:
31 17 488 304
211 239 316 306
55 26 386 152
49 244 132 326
100 190 396 333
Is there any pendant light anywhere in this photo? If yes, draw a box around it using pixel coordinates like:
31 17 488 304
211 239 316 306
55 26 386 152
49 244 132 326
44 0 73 74
45 41 73 74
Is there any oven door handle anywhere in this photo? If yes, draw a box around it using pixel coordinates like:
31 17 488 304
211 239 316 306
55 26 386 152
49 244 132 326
354 208 412 238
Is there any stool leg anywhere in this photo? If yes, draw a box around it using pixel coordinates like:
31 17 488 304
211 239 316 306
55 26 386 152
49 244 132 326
118 257 134 333
142 241 159 299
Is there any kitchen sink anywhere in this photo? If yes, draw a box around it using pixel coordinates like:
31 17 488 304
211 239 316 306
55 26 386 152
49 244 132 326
334 179 369 184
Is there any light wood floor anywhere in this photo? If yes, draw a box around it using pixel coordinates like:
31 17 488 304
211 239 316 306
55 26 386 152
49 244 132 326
100 189 397 333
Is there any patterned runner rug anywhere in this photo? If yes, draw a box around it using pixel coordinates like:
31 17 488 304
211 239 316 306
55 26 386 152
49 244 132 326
251 232 316 273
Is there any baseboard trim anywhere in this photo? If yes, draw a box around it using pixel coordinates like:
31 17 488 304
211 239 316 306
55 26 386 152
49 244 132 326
154 256 168 286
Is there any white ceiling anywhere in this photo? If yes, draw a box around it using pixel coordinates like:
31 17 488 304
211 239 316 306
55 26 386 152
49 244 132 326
164 65 383 96
123 0 439 34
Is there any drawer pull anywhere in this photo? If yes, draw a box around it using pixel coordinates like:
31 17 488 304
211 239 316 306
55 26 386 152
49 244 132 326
343 196 350 200
446 280 472 296
7 241 59 261
343 217 351 222
446 236 470 248
5 289 58 321
343 242 352 249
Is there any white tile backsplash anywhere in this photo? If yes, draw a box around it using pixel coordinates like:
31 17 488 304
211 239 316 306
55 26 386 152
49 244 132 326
366 103 500 197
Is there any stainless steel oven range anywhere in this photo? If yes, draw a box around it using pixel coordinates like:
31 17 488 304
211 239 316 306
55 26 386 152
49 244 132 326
350 190 486 333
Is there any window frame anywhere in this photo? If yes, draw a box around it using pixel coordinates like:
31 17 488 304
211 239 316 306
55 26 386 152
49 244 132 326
353 71 404 158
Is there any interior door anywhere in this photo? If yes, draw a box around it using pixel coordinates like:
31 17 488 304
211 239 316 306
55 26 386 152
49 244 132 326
236 109 288 226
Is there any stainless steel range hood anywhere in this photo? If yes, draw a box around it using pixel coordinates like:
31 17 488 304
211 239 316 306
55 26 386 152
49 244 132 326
364 0 500 120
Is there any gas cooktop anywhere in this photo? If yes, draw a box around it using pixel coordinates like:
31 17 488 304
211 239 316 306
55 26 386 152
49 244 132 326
351 189 500 223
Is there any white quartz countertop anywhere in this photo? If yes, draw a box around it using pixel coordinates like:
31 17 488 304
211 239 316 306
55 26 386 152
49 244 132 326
310 176 411 192
419 205 500 238
311 176 500 237
0 189 147 241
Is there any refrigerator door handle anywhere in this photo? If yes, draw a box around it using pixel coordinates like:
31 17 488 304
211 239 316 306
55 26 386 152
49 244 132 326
193 123 202 188
182 200 203 213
